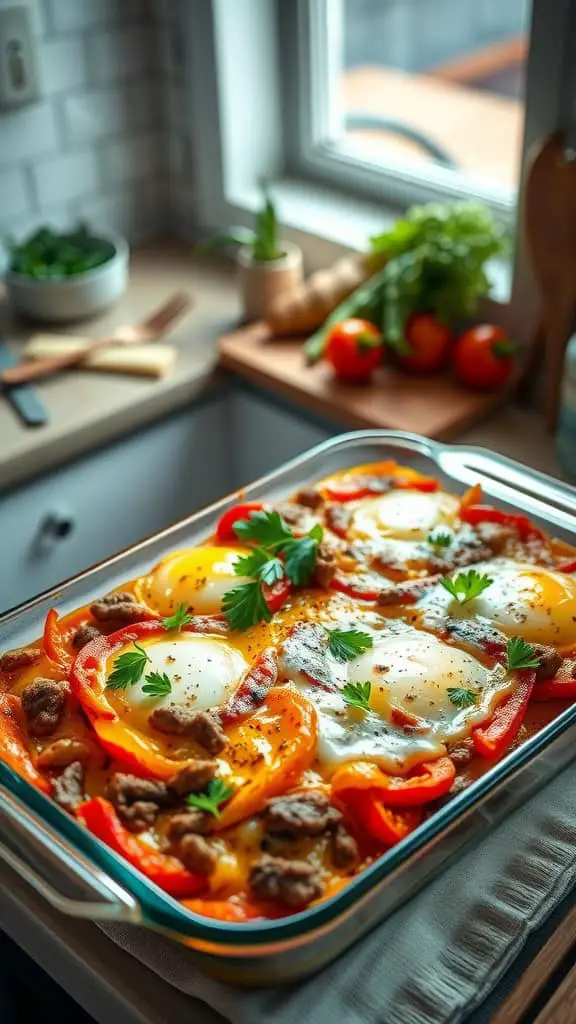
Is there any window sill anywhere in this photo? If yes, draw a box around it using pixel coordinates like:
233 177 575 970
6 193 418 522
228 176 512 303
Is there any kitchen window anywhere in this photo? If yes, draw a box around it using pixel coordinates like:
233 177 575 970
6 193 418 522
186 0 576 316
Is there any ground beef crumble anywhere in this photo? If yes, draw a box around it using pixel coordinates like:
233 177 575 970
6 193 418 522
52 761 85 813
249 855 323 908
149 706 227 753
21 678 70 737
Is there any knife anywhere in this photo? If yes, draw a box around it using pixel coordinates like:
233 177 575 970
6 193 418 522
0 342 49 427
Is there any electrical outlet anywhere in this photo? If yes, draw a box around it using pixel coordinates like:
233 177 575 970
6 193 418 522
0 4 39 110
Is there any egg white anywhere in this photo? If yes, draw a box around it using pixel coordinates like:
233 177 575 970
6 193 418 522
109 634 248 714
350 490 459 543
421 558 576 646
280 623 512 773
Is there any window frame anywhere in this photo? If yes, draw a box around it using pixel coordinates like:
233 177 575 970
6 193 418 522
183 0 576 338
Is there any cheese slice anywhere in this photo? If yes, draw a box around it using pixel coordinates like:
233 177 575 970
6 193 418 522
25 335 177 378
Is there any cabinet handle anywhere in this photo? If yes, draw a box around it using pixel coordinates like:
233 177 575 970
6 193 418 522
40 512 75 541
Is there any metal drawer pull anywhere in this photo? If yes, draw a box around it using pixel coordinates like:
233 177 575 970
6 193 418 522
0 787 140 923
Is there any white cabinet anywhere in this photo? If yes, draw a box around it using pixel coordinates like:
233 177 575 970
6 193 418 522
0 398 230 613
228 387 332 487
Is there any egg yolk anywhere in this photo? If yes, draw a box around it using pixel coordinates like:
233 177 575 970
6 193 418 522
139 545 250 616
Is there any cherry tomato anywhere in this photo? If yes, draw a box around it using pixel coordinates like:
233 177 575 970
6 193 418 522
396 313 453 374
216 502 265 542
453 324 516 391
325 319 383 382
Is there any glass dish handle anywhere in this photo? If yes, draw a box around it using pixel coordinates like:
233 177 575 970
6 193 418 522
0 786 140 922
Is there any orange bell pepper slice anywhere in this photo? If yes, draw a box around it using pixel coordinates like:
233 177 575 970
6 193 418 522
92 717 193 780
78 797 202 897
321 461 438 502
473 673 534 759
215 687 317 830
0 693 50 794
42 607 92 672
350 791 423 845
182 897 263 922
459 482 483 514
331 756 455 807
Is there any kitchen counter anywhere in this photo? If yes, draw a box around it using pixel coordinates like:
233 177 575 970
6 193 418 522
0 245 240 492
0 242 563 491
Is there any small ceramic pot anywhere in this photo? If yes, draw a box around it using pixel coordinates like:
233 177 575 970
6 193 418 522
5 231 129 323
236 241 303 322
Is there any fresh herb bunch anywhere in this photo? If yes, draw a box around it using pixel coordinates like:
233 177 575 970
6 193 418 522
198 184 284 263
305 201 505 362
222 509 324 630
7 224 113 279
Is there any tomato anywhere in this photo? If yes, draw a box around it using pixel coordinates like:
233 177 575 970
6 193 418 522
453 324 516 391
396 313 453 374
216 502 265 542
325 319 383 382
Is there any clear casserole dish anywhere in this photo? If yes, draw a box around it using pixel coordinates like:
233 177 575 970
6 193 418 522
1 429 576 986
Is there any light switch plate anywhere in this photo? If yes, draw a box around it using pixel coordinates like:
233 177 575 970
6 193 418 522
0 4 39 110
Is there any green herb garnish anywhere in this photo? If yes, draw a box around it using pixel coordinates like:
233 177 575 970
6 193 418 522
341 680 372 711
326 628 374 662
186 778 234 818
222 581 272 631
440 569 493 605
234 547 285 586
505 637 540 672
162 603 193 631
233 509 292 547
141 671 172 698
447 687 479 709
283 524 324 586
428 530 452 549
106 641 150 690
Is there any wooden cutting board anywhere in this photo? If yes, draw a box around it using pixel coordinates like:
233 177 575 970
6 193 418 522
219 322 508 440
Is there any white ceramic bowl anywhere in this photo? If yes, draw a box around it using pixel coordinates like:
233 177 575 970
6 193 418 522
5 231 129 323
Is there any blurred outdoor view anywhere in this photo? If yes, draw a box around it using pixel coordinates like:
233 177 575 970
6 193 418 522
338 0 531 193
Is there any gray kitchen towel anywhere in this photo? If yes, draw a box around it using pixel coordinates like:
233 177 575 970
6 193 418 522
102 763 576 1024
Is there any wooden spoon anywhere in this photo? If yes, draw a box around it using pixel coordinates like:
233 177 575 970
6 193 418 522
524 132 576 432
1 292 192 386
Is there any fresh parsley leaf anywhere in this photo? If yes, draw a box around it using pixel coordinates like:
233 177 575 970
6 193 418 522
447 687 478 709
428 530 452 549
506 637 540 672
341 680 372 711
186 778 234 818
106 640 150 690
440 569 493 605
162 603 193 631
283 524 324 586
234 547 284 586
142 671 172 698
233 509 292 547
222 581 272 631
326 627 374 662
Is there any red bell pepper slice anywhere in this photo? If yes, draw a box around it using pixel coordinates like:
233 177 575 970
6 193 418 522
262 576 292 613
331 574 382 601
0 693 50 794
220 647 278 724
323 466 438 502
78 797 203 897
70 620 165 720
352 791 423 845
216 502 265 542
460 505 545 544
331 756 455 807
557 559 576 574
532 673 576 701
472 672 534 758
42 607 93 672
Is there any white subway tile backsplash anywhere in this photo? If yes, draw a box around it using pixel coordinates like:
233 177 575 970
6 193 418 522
101 132 165 187
0 103 59 166
32 150 101 207
0 0 192 245
40 37 88 95
46 0 119 33
0 167 31 220
61 81 157 145
86 24 154 85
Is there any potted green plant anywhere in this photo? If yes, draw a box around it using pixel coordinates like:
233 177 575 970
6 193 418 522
200 187 303 322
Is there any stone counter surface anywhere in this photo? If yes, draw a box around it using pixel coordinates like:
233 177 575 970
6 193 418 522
0 242 562 491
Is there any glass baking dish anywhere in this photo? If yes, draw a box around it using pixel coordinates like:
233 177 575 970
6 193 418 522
1 430 576 986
